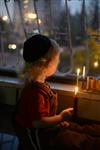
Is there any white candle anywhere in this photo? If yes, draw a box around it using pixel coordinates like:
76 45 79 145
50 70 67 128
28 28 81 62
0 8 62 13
82 66 86 79
76 68 80 86
77 68 80 77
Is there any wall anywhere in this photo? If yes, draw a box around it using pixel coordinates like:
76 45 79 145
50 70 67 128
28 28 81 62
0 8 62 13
0 87 17 105
0 85 74 111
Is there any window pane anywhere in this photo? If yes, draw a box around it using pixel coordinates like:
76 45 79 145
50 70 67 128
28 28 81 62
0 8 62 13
0 0 100 78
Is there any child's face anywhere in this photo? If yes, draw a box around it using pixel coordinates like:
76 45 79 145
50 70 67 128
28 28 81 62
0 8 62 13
46 54 60 77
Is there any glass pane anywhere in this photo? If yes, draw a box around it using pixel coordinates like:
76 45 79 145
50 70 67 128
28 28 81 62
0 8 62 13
0 0 100 78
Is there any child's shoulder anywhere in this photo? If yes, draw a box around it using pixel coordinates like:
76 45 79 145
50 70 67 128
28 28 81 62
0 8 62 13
29 81 53 98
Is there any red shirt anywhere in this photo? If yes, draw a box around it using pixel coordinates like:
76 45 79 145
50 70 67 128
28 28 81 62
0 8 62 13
15 82 57 128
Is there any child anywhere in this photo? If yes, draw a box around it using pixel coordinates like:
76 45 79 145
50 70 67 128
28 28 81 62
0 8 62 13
14 34 74 150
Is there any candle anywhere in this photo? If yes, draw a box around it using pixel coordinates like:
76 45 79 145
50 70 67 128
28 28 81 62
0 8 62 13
76 68 80 86
73 86 79 117
82 66 86 89
77 68 80 77
86 76 89 90
82 66 86 79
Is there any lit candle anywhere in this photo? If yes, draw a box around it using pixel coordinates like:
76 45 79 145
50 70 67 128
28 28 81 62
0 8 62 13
77 68 80 77
82 66 86 79
73 86 79 117
74 86 79 95
82 66 86 89
76 68 80 86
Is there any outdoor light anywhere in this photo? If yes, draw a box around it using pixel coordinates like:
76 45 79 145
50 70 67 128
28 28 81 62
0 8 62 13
28 13 37 19
23 0 29 4
8 44 17 50
2 16 8 21
38 19 42 24
94 61 99 68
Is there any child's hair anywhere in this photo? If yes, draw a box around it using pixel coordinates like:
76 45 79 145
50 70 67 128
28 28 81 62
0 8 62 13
19 35 61 81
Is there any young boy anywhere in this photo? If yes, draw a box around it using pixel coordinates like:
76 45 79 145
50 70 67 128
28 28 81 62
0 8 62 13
14 34 73 150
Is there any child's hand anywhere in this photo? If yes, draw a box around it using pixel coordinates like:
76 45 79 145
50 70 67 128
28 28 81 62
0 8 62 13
60 121 70 128
60 107 73 121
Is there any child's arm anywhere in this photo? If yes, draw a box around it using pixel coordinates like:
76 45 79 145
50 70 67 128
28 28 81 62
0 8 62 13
32 107 73 128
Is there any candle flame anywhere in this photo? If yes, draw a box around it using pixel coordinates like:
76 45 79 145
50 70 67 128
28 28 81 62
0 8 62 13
74 86 79 95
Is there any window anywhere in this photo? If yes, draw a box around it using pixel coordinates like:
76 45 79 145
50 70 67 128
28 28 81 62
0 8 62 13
0 0 100 79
